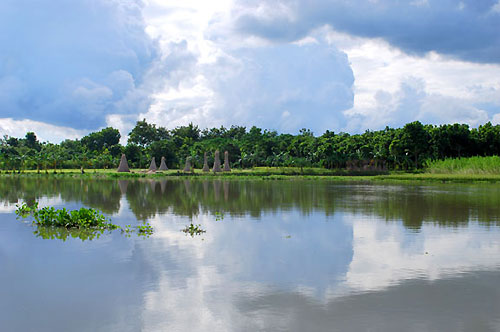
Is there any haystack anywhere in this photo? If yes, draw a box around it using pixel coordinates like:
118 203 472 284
212 150 222 173
202 152 210 172
117 154 130 172
159 156 168 171
148 157 157 172
223 150 231 172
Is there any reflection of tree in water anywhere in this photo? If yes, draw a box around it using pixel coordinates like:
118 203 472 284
122 180 500 228
0 176 121 214
336 184 500 230
2 177 500 229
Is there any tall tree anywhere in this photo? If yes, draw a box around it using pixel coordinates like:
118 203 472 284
401 121 430 169
128 119 168 147
81 127 120 152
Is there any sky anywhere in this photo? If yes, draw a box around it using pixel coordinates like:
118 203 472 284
1 0 500 142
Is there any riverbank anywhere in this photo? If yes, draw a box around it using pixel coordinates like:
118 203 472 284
2 167 500 183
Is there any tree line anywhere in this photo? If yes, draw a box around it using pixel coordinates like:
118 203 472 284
1 119 500 172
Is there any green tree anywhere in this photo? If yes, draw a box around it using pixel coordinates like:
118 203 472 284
148 140 177 169
24 132 41 151
128 119 168 147
124 144 144 168
401 121 430 169
81 127 120 152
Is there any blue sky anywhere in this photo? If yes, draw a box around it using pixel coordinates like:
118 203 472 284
1 0 500 142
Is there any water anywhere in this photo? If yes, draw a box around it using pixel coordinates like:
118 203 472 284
1 177 500 331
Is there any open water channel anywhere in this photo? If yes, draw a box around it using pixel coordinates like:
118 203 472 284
1 177 500 331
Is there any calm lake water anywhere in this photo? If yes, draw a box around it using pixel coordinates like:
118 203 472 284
1 177 500 332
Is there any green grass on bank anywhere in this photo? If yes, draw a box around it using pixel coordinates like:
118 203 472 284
2 166 500 183
0 166 388 177
425 156 500 175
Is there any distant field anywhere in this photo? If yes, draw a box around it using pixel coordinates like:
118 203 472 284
425 156 500 175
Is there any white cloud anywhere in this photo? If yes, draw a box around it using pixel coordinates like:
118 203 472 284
0 118 87 143
328 31 500 131
493 113 500 125
132 2 355 135
135 5 500 136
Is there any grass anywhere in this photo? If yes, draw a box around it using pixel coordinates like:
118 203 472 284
425 156 500 175
3 161 500 183
1 166 388 178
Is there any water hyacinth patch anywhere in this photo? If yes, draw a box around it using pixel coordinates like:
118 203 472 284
215 211 225 221
33 206 119 230
15 202 153 240
15 202 39 218
137 223 154 237
182 223 206 237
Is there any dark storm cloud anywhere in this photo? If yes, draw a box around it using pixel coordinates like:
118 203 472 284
233 0 500 63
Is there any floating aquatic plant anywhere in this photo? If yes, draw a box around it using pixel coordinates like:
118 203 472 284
182 223 206 237
16 203 119 230
137 223 154 237
15 202 38 218
15 202 154 240
215 211 225 221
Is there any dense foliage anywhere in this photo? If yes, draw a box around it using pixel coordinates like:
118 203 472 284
2 120 500 171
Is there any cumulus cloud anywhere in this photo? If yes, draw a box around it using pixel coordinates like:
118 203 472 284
137 4 355 135
232 0 500 64
339 35 500 131
140 42 355 134
0 0 160 129
2 0 500 140
139 1 500 135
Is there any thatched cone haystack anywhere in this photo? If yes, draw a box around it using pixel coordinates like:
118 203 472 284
148 157 157 172
202 152 210 172
117 154 130 172
212 150 222 173
223 150 231 172
183 156 192 172
159 156 168 171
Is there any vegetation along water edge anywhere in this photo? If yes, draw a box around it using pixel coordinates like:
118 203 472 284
2 164 500 183
1 118 499 183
